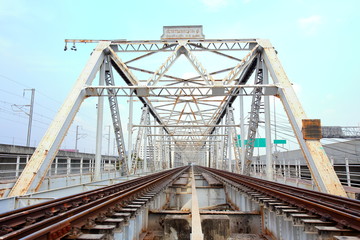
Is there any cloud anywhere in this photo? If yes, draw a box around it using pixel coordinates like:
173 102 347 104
298 15 323 35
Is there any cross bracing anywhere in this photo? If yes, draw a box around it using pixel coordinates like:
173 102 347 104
8 32 347 197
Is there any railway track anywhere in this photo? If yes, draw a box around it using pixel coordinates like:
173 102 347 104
197 166 360 234
0 166 189 240
1 165 359 239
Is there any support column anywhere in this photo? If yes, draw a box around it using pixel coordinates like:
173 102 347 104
94 62 105 181
263 60 273 180
54 157 58 175
67 157 71 175
216 129 221 169
80 157 83 176
15 156 20 178
227 108 232 172
221 118 225 170
345 158 351 187
143 119 148 173
240 90 246 174
168 136 172 168
127 94 133 173
161 129 166 169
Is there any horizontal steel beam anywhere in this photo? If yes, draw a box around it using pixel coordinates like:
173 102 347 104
66 39 257 44
322 126 360 138
85 85 278 97
133 124 239 127
148 134 226 136
65 39 258 52
156 140 221 142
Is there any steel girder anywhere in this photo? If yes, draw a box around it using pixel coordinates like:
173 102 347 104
103 55 127 175
243 56 264 176
9 36 346 198
257 39 346 197
8 41 111 197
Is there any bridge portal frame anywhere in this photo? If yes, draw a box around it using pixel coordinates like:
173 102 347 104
8 37 346 197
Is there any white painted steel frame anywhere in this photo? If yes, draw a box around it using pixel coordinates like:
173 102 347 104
9 37 345 198
258 39 346 196
8 41 111 196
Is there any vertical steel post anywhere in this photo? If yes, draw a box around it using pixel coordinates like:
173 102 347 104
283 158 286 180
240 91 246 174
207 141 210 168
67 157 71 175
171 143 175 168
220 118 225 170
168 136 172 168
107 125 111 156
215 129 219 169
227 108 232 172
345 157 351 187
94 63 105 181
154 119 158 170
80 157 83 176
161 129 165 169
263 61 273 180
143 119 148 173
16 155 20 178
127 95 133 173
54 157 58 175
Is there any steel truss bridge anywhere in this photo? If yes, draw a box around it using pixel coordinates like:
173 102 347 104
8 28 348 200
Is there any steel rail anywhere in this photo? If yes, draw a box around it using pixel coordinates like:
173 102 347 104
1 167 187 239
0 166 189 239
21 168 185 240
214 169 360 216
0 169 175 225
197 166 360 232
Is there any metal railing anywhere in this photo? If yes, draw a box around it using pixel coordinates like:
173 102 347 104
251 160 360 188
0 154 120 181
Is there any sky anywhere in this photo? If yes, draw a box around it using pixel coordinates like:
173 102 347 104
0 0 359 154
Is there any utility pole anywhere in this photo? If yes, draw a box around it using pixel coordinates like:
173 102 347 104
13 89 35 147
75 125 87 152
75 125 79 151
26 89 35 147
105 125 111 156
113 138 116 155
107 126 111 156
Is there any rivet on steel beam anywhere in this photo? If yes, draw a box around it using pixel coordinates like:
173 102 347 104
104 48 111 55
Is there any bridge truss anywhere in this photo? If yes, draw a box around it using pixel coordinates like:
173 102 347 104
8 31 347 197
